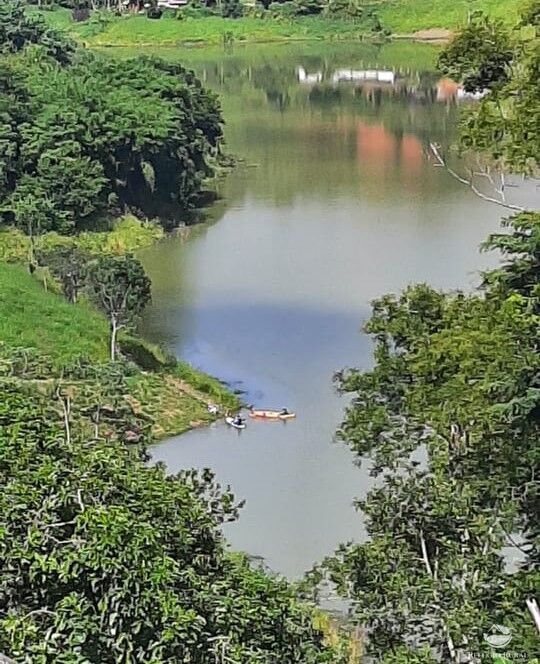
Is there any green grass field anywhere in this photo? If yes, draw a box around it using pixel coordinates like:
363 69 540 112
0 262 110 366
378 0 522 33
35 1 524 47
90 15 376 46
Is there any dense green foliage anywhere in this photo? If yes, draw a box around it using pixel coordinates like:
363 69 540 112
0 1 224 234
0 384 339 662
0 0 74 63
438 13 514 92
221 0 244 19
324 225 540 661
439 3 539 176
325 245 539 658
88 254 152 360
318 7 540 662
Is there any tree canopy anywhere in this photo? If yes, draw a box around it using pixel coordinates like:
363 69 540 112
0 1 224 234
0 0 75 64
321 7 540 661
0 382 342 662
439 3 540 176
88 254 152 360
438 13 514 93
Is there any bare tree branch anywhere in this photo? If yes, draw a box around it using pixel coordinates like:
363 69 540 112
429 143 526 212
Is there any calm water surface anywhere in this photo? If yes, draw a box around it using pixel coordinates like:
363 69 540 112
139 42 507 578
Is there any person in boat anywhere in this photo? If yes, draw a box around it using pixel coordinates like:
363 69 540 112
234 414 244 426
280 408 289 416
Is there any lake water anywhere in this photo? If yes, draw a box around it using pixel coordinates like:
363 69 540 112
139 42 508 579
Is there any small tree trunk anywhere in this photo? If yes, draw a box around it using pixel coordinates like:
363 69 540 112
110 317 118 361
63 396 71 445
526 598 540 634
94 405 100 439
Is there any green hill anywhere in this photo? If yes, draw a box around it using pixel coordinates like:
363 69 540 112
0 262 239 437
378 0 522 33
32 0 523 46
0 262 109 367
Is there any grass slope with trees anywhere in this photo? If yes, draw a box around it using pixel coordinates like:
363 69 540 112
28 0 523 48
0 0 241 438
0 3 358 661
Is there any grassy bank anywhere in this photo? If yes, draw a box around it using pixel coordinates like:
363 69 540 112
35 2 523 47
0 216 163 265
97 16 375 46
39 9 379 45
378 0 522 33
0 262 110 366
0 229 240 439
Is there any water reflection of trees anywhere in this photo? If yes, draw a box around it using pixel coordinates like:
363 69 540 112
185 47 464 207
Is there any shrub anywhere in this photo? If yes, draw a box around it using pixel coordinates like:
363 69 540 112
222 0 243 18
72 7 90 21
119 336 175 372
293 0 323 15
269 1 297 18
147 5 163 18
179 1 217 17
324 0 363 18
246 5 268 17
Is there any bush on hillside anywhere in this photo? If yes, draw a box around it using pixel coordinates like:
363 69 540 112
118 336 176 372
72 6 90 20
324 0 364 18
269 1 297 17
294 0 323 15
178 0 217 17
147 4 163 17
221 0 244 18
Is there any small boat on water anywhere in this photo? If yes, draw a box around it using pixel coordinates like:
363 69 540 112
225 416 246 430
248 408 296 420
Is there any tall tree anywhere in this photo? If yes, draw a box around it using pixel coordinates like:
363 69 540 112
438 13 514 93
438 4 539 178
87 254 151 361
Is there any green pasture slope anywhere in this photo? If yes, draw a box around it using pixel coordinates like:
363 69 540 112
0 262 109 367
378 0 522 33
34 0 523 47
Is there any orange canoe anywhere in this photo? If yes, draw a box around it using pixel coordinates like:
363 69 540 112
249 409 296 420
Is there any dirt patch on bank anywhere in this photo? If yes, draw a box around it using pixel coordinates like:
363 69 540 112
395 28 453 42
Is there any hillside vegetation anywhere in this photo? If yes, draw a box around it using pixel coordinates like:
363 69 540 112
0 263 109 366
0 261 239 437
32 0 524 47
378 0 522 33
